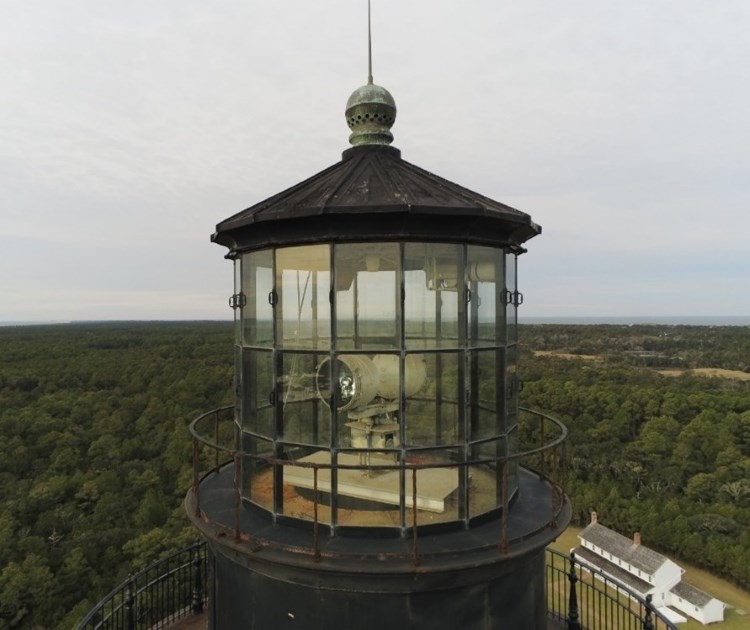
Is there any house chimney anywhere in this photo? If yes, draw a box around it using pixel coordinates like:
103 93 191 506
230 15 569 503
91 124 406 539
591 511 598 524
634 532 641 546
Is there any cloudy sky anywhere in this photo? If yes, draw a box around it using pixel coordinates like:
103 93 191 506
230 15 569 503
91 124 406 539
2 1 748 322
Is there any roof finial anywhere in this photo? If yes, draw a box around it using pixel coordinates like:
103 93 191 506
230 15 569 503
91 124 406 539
367 0 373 85
344 0 397 147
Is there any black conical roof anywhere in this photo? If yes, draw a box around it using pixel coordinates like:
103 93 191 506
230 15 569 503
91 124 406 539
213 145 540 255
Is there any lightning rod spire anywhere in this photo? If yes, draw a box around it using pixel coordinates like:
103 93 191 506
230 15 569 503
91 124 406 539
344 0 397 147
367 0 373 84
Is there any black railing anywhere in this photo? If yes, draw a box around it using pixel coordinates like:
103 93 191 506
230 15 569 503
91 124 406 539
546 548 678 630
76 541 206 630
79 543 679 630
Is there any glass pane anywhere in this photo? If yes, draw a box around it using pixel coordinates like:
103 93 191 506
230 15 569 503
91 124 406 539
506 343 518 425
282 447 332 524
469 349 503 440
326 353 407 449
404 243 461 348
406 352 461 446
404 447 463 526
469 438 505 519
234 344 242 419
467 245 503 347
241 249 274 347
334 243 399 350
242 433 274 511
276 245 331 350
242 349 274 437
279 351 330 446
507 426 519 499
335 449 402 528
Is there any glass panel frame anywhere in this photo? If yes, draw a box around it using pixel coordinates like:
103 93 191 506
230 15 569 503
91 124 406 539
406 351 462 447
334 243 400 351
334 446 403 528
241 249 274 347
404 446 464 527
468 348 505 441
468 436 505 519
467 245 504 348
275 244 331 351
279 351 331 446
280 446 332 525
404 243 461 349
241 348 274 438
242 433 274 511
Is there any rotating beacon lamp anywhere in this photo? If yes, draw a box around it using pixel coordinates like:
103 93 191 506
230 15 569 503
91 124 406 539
187 10 570 629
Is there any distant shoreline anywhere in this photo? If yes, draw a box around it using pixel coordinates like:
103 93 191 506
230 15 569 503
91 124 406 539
2 316 749 328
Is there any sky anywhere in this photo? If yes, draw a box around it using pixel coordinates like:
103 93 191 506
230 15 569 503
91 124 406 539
2 0 749 322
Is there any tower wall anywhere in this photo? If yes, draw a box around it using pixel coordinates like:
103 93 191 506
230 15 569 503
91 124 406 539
207 541 549 630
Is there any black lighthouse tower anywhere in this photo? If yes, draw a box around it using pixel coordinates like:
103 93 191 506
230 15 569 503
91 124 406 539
187 63 570 629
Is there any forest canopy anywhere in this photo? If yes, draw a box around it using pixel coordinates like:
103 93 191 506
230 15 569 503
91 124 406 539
0 321 747 628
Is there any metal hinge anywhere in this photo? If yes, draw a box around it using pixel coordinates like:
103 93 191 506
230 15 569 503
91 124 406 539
228 293 246 310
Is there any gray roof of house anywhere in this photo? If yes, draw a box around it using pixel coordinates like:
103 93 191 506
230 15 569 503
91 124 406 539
671 581 718 608
579 522 670 575
574 547 652 595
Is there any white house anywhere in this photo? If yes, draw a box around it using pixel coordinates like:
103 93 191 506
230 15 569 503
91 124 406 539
670 581 725 625
574 513 725 625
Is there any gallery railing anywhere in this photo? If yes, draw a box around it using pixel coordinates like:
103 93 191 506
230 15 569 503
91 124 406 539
75 541 206 630
188 405 569 559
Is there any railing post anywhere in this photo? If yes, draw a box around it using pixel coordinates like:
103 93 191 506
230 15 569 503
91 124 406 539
191 544 204 614
567 551 581 630
124 575 135 630
643 594 655 630
313 466 321 563
500 459 508 553
233 451 241 542
192 437 201 517
214 409 220 471
549 444 559 529
411 468 420 565
539 416 546 480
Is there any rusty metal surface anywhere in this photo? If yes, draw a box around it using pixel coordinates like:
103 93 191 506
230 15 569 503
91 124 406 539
186 462 569 572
